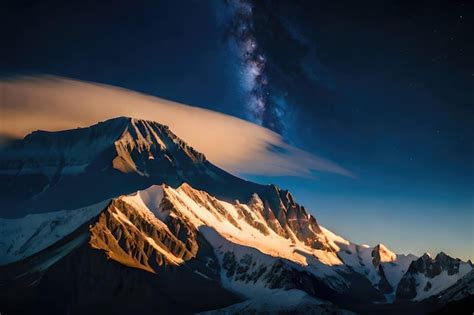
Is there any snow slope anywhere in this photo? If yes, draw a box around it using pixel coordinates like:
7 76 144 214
198 289 355 315
0 200 109 265
413 264 472 301
438 269 474 303
321 226 416 298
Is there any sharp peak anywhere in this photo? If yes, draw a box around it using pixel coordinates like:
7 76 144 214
24 116 169 139
434 251 457 261
373 243 397 260
99 116 169 128
111 117 207 163
376 243 396 251
374 243 389 250
269 184 293 198
418 251 465 264
421 252 432 260
20 116 206 163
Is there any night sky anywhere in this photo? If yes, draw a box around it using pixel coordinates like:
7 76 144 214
2 0 473 259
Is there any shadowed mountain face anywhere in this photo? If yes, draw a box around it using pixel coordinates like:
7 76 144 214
0 117 471 314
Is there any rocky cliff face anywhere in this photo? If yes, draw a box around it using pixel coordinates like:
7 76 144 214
370 244 398 293
396 252 473 301
89 198 198 272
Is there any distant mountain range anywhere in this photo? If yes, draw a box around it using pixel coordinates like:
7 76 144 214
0 117 472 314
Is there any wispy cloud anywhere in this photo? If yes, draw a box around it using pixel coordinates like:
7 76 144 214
0 76 352 178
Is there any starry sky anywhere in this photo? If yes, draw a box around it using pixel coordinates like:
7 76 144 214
2 0 473 260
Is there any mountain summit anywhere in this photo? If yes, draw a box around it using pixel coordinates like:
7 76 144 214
1 117 270 216
0 117 471 314
0 117 330 252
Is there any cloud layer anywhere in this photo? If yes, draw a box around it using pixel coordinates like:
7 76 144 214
0 76 351 177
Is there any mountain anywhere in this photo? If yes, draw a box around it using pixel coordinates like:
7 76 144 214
0 117 471 314
0 117 266 217
396 252 473 301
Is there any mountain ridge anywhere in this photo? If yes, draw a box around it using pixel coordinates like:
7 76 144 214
0 116 471 314
1 116 265 217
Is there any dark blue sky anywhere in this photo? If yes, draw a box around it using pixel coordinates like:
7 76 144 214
2 0 473 259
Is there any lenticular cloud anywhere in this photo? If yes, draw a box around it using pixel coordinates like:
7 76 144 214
0 76 352 178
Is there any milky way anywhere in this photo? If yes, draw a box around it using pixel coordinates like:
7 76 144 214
224 0 281 132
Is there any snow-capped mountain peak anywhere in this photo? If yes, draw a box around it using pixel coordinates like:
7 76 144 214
112 117 206 176
0 116 471 314
422 252 432 259
0 116 243 217
372 243 397 264
396 251 473 301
